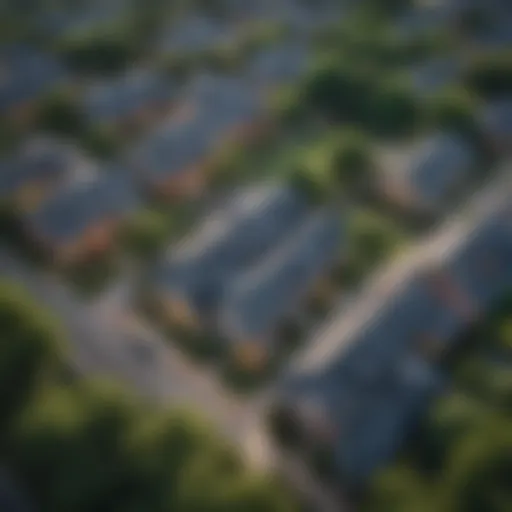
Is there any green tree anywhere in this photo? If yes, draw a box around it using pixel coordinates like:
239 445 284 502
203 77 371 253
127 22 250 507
121 209 170 258
367 76 421 137
37 90 83 137
0 281 63 438
331 129 374 189
429 87 479 137
464 51 512 99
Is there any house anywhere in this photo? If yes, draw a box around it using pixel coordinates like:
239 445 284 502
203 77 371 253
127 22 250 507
22 171 139 265
0 468 34 512
479 99 512 154
440 205 512 315
219 208 343 369
183 73 267 145
409 56 462 96
379 133 475 216
133 75 265 197
82 70 176 134
131 110 217 198
0 137 94 213
245 41 309 95
154 184 310 328
272 268 472 485
0 45 67 125
157 15 239 58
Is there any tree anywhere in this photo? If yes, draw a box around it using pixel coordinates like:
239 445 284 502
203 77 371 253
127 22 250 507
81 125 122 158
59 33 136 75
304 58 377 122
121 209 170 258
0 281 64 439
442 415 512 512
346 210 405 280
367 76 421 137
0 281 297 511
37 90 83 137
429 87 479 137
331 129 374 189
464 51 512 99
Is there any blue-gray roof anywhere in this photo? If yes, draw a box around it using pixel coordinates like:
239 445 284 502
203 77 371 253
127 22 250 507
481 98 512 139
25 171 139 244
0 138 82 198
0 469 34 512
410 57 461 94
443 206 512 311
0 45 67 113
220 208 342 342
406 133 474 209
82 70 175 124
158 16 235 55
135 77 261 182
246 42 309 89
157 184 310 314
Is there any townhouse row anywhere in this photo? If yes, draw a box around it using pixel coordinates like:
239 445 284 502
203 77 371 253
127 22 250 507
271 193 512 488
151 183 344 369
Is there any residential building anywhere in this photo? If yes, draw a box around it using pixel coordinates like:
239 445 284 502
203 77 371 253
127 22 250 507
0 45 67 125
440 204 512 315
219 208 343 369
409 56 462 96
245 41 309 95
0 468 34 512
480 99 512 155
157 16 239 58
154 184 310 328
272 268 473 486
23 171 139 265
271 200 512 487
0 137 95 213
132 75 266 198
82 70 176 134
379 133 475 216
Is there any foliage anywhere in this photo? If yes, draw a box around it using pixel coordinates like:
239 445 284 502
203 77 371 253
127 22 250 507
428 86 479 137
464 50 512 99
36 89 83 137
0 280 297 511
58 32 137 75
121 209 170 259
330 129 374 189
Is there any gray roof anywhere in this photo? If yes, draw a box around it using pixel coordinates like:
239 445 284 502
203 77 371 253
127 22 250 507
158 16 236 55
220 208 343 342
82 70 175 124
443 205 512 311
0 45 67 113
0 137 85 198
481 99 512 139
25 171 139 244
409 57 461 94
405 133 474 209
157 184 310 314
135 76 262 182
246 42 309 89
0 469 34 512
